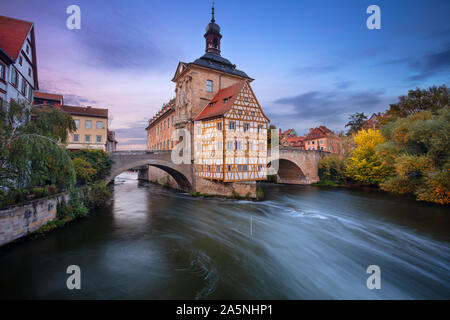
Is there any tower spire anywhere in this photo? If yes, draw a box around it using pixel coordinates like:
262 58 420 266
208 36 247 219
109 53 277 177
211 1 215 23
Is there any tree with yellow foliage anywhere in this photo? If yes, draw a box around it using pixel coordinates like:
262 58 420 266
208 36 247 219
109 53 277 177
345 129 392 185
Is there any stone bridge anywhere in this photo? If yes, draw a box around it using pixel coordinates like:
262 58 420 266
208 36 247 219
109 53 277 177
107 151 194 191
108 148 323 191
268 148 322 184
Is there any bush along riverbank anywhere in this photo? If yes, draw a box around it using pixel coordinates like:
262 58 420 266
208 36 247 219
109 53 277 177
32 183 111 238
32 149 113 238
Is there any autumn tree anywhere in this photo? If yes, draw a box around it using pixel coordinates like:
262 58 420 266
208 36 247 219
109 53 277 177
345 129 391 185
377 106 449 204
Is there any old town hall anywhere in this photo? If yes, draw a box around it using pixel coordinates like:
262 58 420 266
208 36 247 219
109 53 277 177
146 5 269 194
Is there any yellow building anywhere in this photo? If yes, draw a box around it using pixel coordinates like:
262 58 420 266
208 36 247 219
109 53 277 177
61 105 109 151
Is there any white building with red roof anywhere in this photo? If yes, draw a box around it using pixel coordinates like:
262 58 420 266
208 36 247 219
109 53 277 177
0 15 39 107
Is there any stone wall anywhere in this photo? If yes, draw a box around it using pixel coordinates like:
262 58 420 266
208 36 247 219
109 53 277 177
0 193 70 247
195 177 257 198
145 165 179 189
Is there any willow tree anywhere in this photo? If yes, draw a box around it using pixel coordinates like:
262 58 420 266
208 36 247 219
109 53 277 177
0 100 77 190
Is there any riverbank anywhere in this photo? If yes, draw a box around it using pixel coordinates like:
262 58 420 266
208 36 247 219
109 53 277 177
0 183 111 247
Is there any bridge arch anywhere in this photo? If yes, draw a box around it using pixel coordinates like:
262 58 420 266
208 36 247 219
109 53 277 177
268 158 308 184
267 149 321 185
107 151 193 191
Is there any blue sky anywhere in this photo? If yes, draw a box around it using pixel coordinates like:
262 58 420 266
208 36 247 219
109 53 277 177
2 0 449 148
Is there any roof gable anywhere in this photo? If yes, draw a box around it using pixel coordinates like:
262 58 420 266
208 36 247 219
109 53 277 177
0 15 33 61
194 81 245 121
224 81 270 122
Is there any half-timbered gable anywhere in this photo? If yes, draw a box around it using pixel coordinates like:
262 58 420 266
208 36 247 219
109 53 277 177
194 81 269 182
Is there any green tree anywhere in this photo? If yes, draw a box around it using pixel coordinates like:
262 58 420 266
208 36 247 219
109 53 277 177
318 154 348 185
0 100 76 190
377 107 449 204
72 157 97 185
345 112 368 135
70 149 112 182
346 129 391 185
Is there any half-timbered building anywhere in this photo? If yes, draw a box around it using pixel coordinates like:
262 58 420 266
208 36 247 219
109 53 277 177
194 81 269 182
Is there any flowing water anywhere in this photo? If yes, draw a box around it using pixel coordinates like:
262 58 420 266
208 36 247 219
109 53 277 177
0 172 448 299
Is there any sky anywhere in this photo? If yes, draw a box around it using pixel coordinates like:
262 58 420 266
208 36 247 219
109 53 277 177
2 0 449 149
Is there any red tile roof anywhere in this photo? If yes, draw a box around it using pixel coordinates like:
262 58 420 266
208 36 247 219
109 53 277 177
194 81 245 121
34 91 63 102
0 15 33 61
304 126 333 140
61 105 108 118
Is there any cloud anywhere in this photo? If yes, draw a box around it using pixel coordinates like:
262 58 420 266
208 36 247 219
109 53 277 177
293 64 341 75
64 94 99 106
269 88 387 133
75 5 168 70
334 81 353 89
113 119 149 149
407 48 450 81
376 47 450 82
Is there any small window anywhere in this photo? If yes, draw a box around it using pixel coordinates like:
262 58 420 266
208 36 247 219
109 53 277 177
21 79 26 95
196 125 202 135
85 120 91 129
197 143 201 151
10 68 18 87
229 122 235 130
228 165 231 172
258 165 263 171
0 63 5 80
235 141 241 150
217 122 222 131
19 56 23 66
320 140 323 144
217 142 222 150
238 110 242 115
74 120 80 128
257 125 263 133
26 45 30 54
244 123 249 132
243 165 248 172
28 68 31 77
226 141 233 150
73 134 79 142
216 166 221 173
251 111 255 116
206 80 213 92
85 135 91 142
96 135 102 143
97 121 103 129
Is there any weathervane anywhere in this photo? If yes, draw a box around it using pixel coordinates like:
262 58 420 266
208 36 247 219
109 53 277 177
211 1 215 23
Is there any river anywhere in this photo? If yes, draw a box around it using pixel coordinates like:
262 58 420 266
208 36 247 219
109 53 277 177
0 172 448 299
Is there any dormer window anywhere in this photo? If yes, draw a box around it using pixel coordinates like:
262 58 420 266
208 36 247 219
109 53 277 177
209 102 216 107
